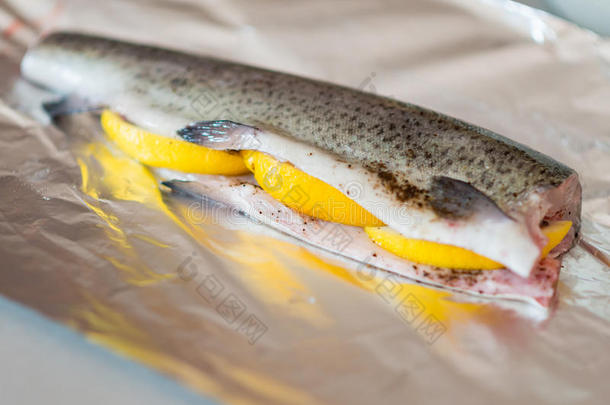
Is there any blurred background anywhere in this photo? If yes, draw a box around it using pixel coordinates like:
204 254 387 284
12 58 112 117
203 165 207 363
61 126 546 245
517 0 610 36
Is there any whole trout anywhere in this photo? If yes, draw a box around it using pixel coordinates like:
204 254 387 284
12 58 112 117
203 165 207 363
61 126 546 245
21 32 581 277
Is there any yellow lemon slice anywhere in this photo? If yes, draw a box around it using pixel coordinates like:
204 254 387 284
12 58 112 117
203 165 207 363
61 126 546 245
242 150 384 227
364 220 572 270
100 110 249 175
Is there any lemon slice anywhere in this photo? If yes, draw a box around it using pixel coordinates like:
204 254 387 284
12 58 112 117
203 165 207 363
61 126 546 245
100 110 249 175
364 221 572 270
242 150 384 227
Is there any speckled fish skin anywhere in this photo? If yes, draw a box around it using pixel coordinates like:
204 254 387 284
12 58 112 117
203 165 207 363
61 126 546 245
20 32 582 277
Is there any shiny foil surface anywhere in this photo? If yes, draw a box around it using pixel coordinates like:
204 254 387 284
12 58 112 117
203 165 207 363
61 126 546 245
1 0 609 403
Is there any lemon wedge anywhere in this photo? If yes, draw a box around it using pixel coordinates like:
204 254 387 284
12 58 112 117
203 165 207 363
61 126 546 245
100 110 249 175
364 220 572 270
242 150 383 227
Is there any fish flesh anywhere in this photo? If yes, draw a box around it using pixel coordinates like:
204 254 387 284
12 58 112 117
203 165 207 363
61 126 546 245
20 32 581 304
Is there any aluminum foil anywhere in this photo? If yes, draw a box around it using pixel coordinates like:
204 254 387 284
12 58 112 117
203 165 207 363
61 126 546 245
1 0 609 403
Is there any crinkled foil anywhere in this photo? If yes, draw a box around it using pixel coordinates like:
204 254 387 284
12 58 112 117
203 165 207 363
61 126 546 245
1 0 609 403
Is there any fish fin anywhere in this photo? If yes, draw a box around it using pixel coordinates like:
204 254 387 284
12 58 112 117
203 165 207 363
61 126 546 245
42 94 101 118
177 120 260 150
161 180 205 199
160 180 187 194
429 176 504 219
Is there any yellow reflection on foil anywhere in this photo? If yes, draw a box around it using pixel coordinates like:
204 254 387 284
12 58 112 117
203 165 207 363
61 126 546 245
79 142 164 205
167 199 332 328
276 241 482 339
205 352 318 405
229 231 332 327
70 295 282 405
133 233 171 248
287 245 481 334
76 142 185 286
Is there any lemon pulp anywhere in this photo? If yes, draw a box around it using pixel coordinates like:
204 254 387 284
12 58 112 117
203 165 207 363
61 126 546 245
364 220 572 270
100 110 249 175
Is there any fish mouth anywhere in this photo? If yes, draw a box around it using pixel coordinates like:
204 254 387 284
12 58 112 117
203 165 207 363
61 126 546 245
523 172 581 258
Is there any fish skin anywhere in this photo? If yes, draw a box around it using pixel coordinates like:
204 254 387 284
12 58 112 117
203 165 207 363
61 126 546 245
20 32 582 276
